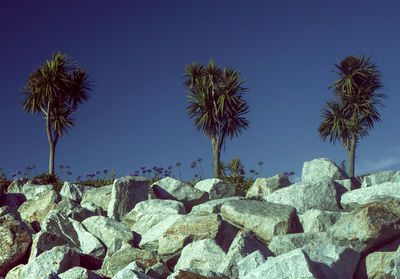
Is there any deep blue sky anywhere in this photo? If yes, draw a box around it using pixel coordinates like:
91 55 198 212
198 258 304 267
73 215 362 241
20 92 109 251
1 1 399 182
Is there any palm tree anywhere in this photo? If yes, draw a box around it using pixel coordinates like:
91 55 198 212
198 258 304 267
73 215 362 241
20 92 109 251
21 52 92 175
184 60 250 178
318 54 386 177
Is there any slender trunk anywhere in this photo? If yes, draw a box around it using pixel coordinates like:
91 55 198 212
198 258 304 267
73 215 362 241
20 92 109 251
347 133 356 177
46 101 56 175
211 136 220 178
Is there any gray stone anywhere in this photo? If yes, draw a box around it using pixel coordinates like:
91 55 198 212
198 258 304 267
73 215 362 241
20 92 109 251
100 240 160 278
20 182 53 200
266 180 343 214
167 269 229 279
237 251 267 279
158 213 222 265
108 176 148 222
81 185 112 213
29 210 106 262
361 170 400 188
123 199 186 234
302 158 348 182
243 248 318 279
82 215 134 248
299 209 346 233
0 214 32 277
340 182 400 210
268 232 328 256
189 196 243 216
245 174 291 200
58 266 103 279
146 262 171 279
174 238 226 273
327 200 400 256
302 242 360 279
220 199 300 243
151 177 209 212
111 261 152 279
138 214 184 251
218 229 274 278
194 178 236 200
4 264 24 279
59 182 93 203
20 246 80 279
18 189 61 232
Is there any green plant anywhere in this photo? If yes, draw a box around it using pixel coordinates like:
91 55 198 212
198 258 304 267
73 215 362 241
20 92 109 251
184 60 250 178
33 172 63 192
319 54 387 177
21 51 93 175
0 169 11 194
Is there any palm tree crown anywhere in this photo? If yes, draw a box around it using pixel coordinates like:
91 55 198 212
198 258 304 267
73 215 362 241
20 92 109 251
184 60 250 178
319 54 386 176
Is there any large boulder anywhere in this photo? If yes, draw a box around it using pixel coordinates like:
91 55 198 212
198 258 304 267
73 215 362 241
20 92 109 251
81 215 134 248
18 189 62 232
0 213 32 277
194 179 236 200
123 199 186 234
302 158 348 182
245 174 291 200
266 180 343 214
299 209 346 233
151 177 209 212
108 176 148 222
58 266 103 279
59 182 93 203
340 182 400 210
81 184 112 213
361 170 400 188
19 246 80 279
220 199 300 244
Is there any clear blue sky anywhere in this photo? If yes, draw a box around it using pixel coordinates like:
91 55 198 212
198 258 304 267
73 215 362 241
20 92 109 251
1 1 399 182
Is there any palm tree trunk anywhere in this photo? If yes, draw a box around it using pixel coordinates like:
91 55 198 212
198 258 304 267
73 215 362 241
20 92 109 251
46 103 55 175
347 133 357 177
211 136 221 178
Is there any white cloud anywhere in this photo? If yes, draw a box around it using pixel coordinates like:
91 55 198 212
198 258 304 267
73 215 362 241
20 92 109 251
357 157 400 174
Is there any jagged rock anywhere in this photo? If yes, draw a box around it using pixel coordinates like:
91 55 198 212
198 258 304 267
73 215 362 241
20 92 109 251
0 193 26 209
266 180 343 214
139 214 184 251
327 200 400 256
0 213 32 277
100 239 160 278
220 199 300 243
268 232 328 256
81 185 112 213
194 179 236 200
189 197 243 216
334 178 361 192
245 174 291 200
146 262 172 279
302 158 348 182
174 238 226 273
81 215 134 248
29 210 105 263
218 229 274 278
111 261 152 279
108 176 148 222
299 209 347 233
58 266 103 279
301 242 360 279
151 177 209 212
57 197 98 222
158 213 222 266
361 170 400 188
18 189 62 232
19 246 80 279
124 199 186 234
4 264 23 279
237 251 267 279
6 179 31 194
0 205 23 220
59 182 93 203
242 248 318 279
354 235 400 278
340 182 400 210
167 269 229 279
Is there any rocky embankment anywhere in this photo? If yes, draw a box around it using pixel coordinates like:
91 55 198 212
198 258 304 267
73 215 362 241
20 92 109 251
1 158 400 278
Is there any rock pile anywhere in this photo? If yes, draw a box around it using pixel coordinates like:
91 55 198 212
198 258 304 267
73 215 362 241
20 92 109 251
0 158 400 278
